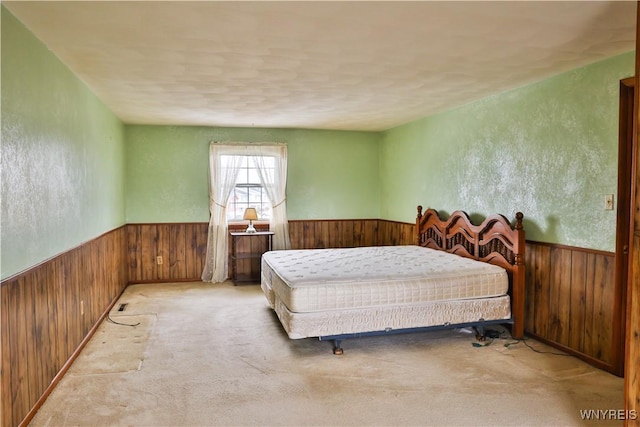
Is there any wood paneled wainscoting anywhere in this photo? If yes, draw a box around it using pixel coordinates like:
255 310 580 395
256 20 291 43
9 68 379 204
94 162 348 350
125 221 623 375
525 240 624 375
116 222 628 377
126 220 415 284
2 219 626 427
0 226 128 427
126 223 209 283
288 218 414 249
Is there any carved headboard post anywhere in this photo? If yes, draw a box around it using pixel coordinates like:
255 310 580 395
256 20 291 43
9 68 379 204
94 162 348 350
416 205 423 246
511 211 526 339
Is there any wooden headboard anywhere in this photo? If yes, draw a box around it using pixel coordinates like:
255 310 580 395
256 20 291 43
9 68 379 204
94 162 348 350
415 206 526 339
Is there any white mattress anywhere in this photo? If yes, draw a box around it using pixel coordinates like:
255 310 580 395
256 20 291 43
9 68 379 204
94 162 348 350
261 245 508 313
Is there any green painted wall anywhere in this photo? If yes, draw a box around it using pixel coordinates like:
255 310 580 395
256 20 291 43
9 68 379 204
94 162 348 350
3 4 634 281
1 8 126 280
380 52 635 252
125 126 380 222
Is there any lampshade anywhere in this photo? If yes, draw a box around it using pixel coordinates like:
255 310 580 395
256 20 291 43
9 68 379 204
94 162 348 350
243 207 258 221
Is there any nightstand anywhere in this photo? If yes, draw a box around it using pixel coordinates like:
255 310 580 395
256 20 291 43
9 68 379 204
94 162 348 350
229 231 274 284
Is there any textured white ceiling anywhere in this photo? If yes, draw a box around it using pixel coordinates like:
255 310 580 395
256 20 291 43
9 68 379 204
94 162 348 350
4 1 637 131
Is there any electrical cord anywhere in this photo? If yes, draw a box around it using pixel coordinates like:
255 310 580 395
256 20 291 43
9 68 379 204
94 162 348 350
474 328 573 356
506 337 574 356
107 312 140 327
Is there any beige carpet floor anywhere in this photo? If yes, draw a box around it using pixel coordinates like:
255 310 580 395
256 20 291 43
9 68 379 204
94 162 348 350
29 282 624 427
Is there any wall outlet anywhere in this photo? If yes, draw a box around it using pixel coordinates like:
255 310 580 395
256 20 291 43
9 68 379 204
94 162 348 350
156 256 163 265
604 194 614 210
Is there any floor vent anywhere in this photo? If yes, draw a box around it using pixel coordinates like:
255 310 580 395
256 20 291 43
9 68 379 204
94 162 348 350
118 303 128 312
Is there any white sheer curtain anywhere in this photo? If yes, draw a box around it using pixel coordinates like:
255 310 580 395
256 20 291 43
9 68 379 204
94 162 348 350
252 145 291 251
201 142 291 283
201 144 243 282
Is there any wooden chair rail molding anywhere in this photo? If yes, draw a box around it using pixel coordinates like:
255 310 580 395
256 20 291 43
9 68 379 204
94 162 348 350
1 219 626 427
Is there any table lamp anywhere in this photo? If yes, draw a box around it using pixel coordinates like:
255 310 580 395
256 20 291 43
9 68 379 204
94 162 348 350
243 207 258 233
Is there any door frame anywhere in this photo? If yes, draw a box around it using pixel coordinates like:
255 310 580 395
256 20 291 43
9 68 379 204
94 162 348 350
613 76 634 376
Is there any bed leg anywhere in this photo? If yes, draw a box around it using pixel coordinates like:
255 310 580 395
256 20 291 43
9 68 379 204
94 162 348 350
332 339 344 355
474 326 486 341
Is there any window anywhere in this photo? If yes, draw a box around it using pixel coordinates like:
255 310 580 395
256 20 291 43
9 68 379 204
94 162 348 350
224 155 274 221
202 142 290 282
